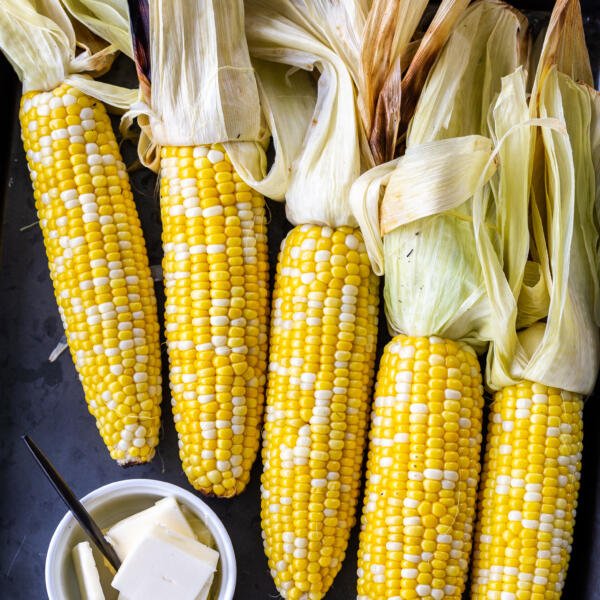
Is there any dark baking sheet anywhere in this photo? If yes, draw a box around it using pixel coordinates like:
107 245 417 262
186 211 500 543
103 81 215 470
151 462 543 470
1 3 599 599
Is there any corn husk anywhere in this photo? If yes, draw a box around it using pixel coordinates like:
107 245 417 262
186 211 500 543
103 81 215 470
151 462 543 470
408 1 529 145
240 0 369 228
240 0 458 228
476 0 599 395
362 0 470 164
353 0 529 275
471 67 543 377
0 0 134 110
0 0 106 90
351 0 529 350
60 0 133 58
126 0 261 155
359 0 429 164
225 59 316 201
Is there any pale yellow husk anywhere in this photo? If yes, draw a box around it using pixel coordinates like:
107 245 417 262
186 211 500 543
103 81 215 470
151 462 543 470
478 0 600 395
132 0 261 149
60 0 133 58
225 59 316 201
240 0 370 228
0 0 77 91
0 0 134 109
351 0 529 351
481 67 599 394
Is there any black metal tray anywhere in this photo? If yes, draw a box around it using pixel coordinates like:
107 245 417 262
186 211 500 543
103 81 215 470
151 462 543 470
1 2 599 598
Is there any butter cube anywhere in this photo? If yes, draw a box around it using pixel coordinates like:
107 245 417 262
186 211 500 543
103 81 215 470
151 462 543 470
111 525 219 600
106 497 196 560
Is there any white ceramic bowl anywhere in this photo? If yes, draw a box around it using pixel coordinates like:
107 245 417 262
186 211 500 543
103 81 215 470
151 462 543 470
45 478 236 600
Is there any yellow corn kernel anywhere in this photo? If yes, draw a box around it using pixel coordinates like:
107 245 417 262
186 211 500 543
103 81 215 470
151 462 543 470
161 143 269 497
356 335 484 600
470 382 583 600
262 225 379 599
19 85 162 465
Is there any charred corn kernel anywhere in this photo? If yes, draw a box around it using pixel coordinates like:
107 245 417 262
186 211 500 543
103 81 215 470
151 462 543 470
470 382 583 600
356 335 484 600
162 143 269 497
262 225 379 600
19 85 162 465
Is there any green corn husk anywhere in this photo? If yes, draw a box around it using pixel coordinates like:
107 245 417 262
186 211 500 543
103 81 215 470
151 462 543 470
353 0 530 350
476 0 600 394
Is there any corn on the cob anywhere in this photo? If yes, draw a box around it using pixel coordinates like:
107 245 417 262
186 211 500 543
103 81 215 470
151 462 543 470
348 3 532 598
261 224 379 599
19 83 162 464
160 143 269 496
356 335 484 600
466 1 598 597
126 0 268 496
470 382 583 599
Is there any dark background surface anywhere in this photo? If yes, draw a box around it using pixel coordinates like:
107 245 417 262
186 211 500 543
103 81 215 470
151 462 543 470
1 2 600 599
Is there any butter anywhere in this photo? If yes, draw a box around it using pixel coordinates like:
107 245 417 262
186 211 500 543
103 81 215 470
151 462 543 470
196 573 214 600
72 542 105 600
105 497 196 560
111 525 219 600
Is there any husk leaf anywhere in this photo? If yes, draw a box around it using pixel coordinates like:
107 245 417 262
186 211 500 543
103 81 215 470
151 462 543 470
243 0 370 228
0 0 130 109
60 0 133 58
472 68 541 383
531 0 592 94
482 0 600 394
486 69 599 394
0 0 76 91
349 159 399 275
380 135 497 235
408 0 529 145
397 0 471 149
225 60 317 201
359 0 428 163
352 0 529 349
127 0 262 149
364 0 471 164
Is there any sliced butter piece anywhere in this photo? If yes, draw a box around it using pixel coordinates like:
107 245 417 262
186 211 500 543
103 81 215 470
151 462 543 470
196 573 214 600
111 525 219 600
72 541 122 600
106 497 196 560
72 541 105 600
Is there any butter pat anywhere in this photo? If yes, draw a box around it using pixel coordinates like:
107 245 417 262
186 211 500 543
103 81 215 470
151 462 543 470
197 573 214 600
72 541 106 600
106 497 196 560
111 525 219 600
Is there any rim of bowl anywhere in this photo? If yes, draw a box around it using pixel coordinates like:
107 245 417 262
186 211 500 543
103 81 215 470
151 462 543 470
45 478 236 600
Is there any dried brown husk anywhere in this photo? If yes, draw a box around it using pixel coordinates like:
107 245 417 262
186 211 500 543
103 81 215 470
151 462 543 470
363 0 471 164
359 0 428 163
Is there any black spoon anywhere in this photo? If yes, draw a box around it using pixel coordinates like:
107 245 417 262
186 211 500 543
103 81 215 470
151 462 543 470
22 435 121 571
